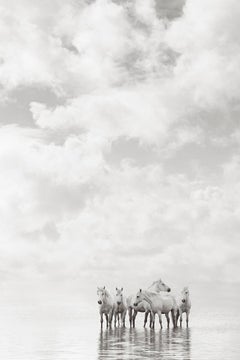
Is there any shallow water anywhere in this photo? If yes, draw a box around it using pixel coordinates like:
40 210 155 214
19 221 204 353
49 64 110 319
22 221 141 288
0 300 239 360
98 327 191 360
97 309 240 360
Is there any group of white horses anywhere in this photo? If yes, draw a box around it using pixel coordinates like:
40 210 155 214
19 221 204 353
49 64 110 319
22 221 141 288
97 279 191 329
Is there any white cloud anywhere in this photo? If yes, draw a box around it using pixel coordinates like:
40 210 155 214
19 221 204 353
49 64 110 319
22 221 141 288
0 0 240 303
30 85 173 145
0 124 239 289
166 0 240 109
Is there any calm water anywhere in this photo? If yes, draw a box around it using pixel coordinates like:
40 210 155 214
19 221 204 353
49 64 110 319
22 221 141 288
0 299 239 359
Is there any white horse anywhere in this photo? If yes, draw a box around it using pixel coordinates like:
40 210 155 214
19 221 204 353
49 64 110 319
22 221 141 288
97 286 114 328
134 289 177 329
127 279 171 328
177 287 191 327
113 287 127 327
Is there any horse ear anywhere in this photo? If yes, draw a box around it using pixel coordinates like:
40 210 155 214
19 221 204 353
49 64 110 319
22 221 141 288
140 288 142 292
121 287 123 291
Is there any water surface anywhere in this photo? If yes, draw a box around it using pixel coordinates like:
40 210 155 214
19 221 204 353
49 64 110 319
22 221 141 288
0 296 239 360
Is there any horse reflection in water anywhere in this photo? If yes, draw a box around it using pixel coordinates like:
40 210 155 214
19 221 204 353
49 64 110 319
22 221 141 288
98 327 191 360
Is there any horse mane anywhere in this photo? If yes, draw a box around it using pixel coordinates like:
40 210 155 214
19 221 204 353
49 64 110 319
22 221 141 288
144 290 160 298
148 279 162 289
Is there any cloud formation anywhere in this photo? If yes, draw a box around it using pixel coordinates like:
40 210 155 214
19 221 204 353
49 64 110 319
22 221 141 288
0 0 240 300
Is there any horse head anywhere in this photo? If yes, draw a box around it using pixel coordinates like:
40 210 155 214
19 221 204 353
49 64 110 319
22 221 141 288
181 287 190 303
133 288 143 307
149 279 171 292
115 287 124 306
97 286 107 305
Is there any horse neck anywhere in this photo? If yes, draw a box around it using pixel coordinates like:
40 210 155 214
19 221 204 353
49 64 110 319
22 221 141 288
142 291 155 307
148 285 166 293
148 282 160 292
185 294 190 305
102 292 112 305
148 282 156 291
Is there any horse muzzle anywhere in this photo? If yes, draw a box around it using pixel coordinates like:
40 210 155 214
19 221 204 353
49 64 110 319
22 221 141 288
182 299 186 303
117 301 121 306
133 303 138 307
98 300 102 305
167 288 171 292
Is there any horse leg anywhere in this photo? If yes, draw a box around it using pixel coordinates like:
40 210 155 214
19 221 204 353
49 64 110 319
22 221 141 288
128 307 133 327
109 309 113 328
123 310 126 327
158 311 163 329
174 309 178 328
120 312 123 327
121 311 125 327
133 309 137 328
114 312 117 327
165 313 170 328
105 314 109 328
179 309 183 327
175 309 179 327
100 313 103 328
186 311 190 327
151 312 155 329
171 309 175 328
149 311 153 328
144 311 148 328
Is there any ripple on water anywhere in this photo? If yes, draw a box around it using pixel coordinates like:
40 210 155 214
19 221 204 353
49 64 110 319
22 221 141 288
98 327 191 360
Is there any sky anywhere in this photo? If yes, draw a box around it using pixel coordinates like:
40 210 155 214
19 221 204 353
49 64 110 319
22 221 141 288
0 0 240 304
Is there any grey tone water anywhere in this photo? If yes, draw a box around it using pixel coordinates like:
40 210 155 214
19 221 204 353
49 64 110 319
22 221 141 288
0 299 239 360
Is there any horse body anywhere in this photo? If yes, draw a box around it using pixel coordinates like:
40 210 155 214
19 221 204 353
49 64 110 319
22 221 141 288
113 287 127 327
177 287 191 327
97 287 114 328
134 289 177 329
127 278 171 327
127 296 152 327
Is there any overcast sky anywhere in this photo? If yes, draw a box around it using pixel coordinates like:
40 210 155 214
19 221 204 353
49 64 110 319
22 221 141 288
0 0 240 302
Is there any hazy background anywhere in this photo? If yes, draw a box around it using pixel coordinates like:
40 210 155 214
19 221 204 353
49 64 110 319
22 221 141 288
0 0 240 311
